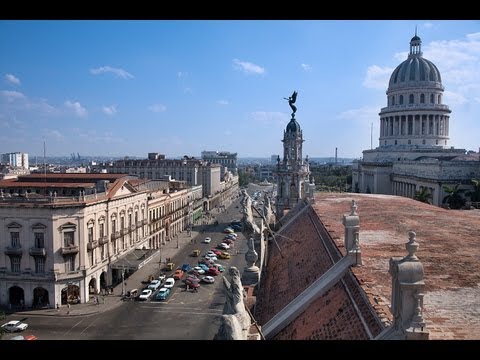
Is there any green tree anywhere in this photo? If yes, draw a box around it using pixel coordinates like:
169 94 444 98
466 179 480 202
414 187 432 204
442 184 466 209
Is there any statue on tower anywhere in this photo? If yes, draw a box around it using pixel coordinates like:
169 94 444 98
284 90 298 118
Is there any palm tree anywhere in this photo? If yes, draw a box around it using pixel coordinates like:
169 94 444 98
466 179 480 202
442 184 466 209
414 187 432 204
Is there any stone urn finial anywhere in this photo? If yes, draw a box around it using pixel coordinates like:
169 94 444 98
350 199 358 216
405 230 419 261
245 238 258 268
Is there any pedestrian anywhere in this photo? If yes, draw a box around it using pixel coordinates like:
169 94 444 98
56 303 60 311
67 303 70 309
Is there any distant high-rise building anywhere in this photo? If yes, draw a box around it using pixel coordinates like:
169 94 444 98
271 155 279 165
1 152 29 169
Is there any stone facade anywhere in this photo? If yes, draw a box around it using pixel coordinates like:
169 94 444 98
352 34 479 206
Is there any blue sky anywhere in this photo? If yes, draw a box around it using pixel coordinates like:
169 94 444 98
1 20 479 159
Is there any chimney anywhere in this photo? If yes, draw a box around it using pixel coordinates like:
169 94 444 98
343 200 362 266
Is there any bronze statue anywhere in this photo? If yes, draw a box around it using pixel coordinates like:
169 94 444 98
284 91 298 117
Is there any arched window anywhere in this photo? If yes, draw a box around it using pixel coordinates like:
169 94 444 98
391 96 395 106
399 95 404 105
438 94 442 104
430 94 434 103
420 94 425 103
409 94 414 104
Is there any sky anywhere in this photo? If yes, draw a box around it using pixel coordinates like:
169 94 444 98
0 20 479 159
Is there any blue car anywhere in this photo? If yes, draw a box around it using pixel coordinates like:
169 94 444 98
156 287 171 301
181 263 191 272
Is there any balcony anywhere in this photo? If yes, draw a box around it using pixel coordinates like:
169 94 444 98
61 245 79 255
136 220 143 227
121 228 129 236
130 224 136 231
87 240 99 251
29 247 47 257
5 246 23 256
98 236 109 245
111 231 121 240
142 219 148 225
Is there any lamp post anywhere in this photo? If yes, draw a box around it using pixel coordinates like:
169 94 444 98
121 265 125 296
176 234 179 249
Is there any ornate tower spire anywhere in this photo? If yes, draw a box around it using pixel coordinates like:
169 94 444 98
409 29 422 57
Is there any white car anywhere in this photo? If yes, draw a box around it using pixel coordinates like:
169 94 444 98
218 243 230 250
205 254 217 261
201 276 215 284
192 266 206 275
204 237 211 243
138 289 153 301
164 277 175 289
2 320 28 332
148 279 162 291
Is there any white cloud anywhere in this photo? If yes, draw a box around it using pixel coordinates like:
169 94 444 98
363 65 394 89
102 105 117 116
177 71 187 78
5 74 21 85
232 59 265 75
443 90 467 106
90 66 134 79
301 63 312 72
148 104 166 113
1 90 26 102
251 111 288 127
338 106 380 122
64 100 87 117
423 22 434 29
43 128 64 141
217 100 229 105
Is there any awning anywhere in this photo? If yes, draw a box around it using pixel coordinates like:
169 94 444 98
110 249 157 271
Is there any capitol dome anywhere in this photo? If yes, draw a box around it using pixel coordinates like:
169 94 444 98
388 34 442 89
378 33 451 150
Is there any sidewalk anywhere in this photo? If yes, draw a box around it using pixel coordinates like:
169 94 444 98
11 227 203 318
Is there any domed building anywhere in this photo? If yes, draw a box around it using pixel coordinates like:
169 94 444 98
352 34 480 206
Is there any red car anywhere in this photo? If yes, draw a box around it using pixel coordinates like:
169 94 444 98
208 267 220 276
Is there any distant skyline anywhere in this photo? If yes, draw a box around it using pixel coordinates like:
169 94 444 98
1 20 479 159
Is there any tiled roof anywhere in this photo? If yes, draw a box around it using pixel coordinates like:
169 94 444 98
312 193 480 340
254 205 383 340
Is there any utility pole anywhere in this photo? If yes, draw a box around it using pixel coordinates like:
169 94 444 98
121 265 125 296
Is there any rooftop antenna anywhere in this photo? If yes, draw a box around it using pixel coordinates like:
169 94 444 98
415 24 417 37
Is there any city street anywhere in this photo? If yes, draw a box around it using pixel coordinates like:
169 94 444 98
1 189 254 340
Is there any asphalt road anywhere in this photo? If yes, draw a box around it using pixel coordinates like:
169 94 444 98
5 188 261 340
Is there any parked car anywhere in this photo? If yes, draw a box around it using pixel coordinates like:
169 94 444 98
10 334 37 340
1 320 28 332
192 249 201 257
204 237 211 243
201 276 215 284
166 262 175 271
192 266 206 275
218 252 231 259
148 279 162 291
155 287 171 301
164 278 175 289
181 263 191 272
224 227 234 233
217 243 230 250
212 264 225 272
158 274 166 283
208 267 220 276
185 278 200 289
138 289 153 301
174 269 185 280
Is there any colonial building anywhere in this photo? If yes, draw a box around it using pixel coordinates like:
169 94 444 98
105 154 239 212
352 34 480 206
201 150 238 176
273 112 312 217
0 173 194 309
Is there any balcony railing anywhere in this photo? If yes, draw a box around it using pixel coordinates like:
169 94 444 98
87 240 99 251
121 228 129 236
5 246 23 256
130 224 136 231
61 245 79 255
136 221 143 227
99 236 109 245
29 247 47 257
111 231 121 240
142 219 148 225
